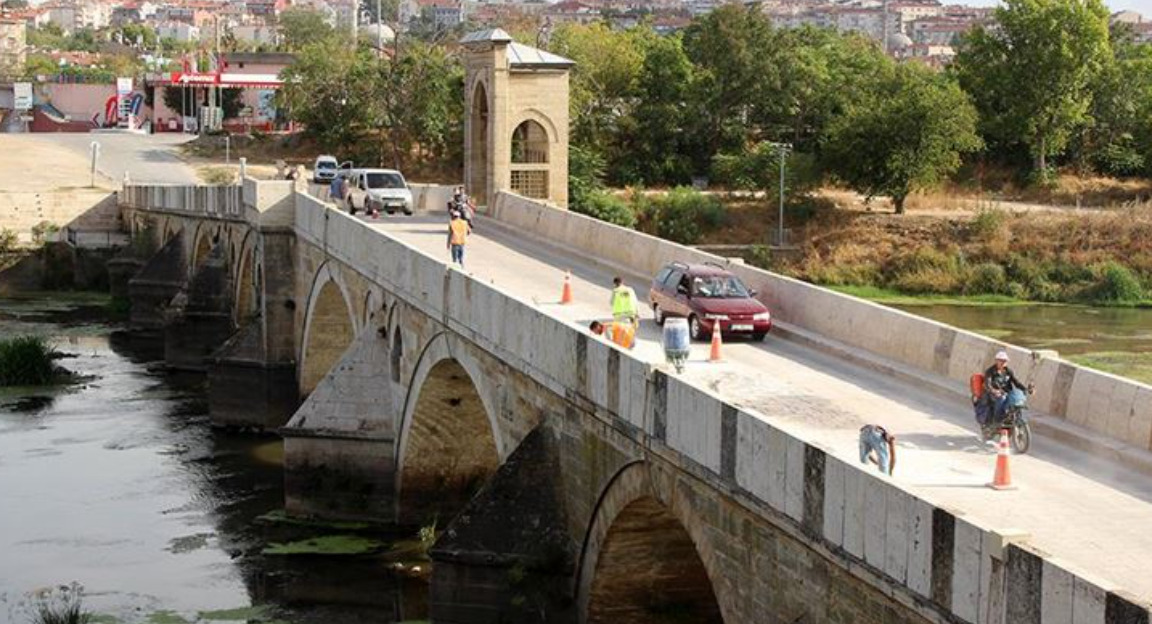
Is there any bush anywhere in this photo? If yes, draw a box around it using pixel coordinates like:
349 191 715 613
965 262 1008 295
31 221 59 245
968 207 1009 240
0 335 58 386
568 144 607 209
1090 261 1144 304
573 190 636 228
0 228 17 253
1093 141 1146 178
649 187 726 245
885 246 966 294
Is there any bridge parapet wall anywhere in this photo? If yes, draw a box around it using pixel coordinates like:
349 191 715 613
489 192 1152 456
289 186 1150 622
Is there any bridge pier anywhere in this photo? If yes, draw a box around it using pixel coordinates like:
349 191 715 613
127 231 187 336
283 329 399 520
163 243 235 371
208 321 299 429
429 426 577 624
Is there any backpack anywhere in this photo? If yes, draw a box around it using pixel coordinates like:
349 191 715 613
969 372 985 403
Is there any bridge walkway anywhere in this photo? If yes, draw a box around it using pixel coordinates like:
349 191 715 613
364 211 1152 601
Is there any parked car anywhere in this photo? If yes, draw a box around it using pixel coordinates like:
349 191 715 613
342 168 414 215
312 155 339 183
648 262 771 341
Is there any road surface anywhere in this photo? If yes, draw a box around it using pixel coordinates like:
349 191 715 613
357 210 1152 601
0 133 198 191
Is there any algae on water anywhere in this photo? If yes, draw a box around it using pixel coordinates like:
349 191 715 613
262 535 386 556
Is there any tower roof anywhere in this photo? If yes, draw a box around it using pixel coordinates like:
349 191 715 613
506 42 574 68
461 28 513 44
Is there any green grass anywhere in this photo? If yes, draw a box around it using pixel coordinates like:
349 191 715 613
1069 352 1152 386
0 335 59 386
262 534 386 556
827 285 1034 307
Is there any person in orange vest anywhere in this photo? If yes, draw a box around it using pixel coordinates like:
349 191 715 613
589 320 635 349
447 212 471 268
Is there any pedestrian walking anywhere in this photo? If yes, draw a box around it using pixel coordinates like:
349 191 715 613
329 175 342 202
338 176 353 215
447 212 471 268
858 424 896 475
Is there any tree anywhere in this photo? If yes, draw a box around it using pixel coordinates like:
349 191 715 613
279 41 377 150
619 32 695 185
822 64 983 214
952 0 1111 176
549 23 648 154
1075 25 1152 176
1 0 29 9
682 5 776 170
278 8 338 51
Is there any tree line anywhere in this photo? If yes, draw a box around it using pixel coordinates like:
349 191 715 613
278 0 1152 213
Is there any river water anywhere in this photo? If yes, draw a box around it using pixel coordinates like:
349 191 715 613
0 296 428 624
891 303 1152 384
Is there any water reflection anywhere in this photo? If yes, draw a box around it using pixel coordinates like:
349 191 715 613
0 305 427 623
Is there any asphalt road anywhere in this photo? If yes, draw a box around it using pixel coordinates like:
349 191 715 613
359 210 1152 602
4 132 200 187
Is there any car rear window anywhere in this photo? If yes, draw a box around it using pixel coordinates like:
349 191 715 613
365 173 405 189
655 267 672 285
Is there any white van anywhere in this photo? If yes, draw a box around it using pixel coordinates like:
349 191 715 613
342 168 414 215
312 155 339 183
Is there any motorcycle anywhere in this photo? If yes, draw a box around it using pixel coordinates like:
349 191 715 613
971 373 1033 454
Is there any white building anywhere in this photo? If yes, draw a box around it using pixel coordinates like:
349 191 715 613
156 21 200 41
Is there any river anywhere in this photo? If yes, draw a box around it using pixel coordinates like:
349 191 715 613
0 296 428 624
891 302 1152 384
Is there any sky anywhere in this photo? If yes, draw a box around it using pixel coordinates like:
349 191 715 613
954 0 1152 14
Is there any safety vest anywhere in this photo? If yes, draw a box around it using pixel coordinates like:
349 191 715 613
611 285 638 319
608 321 635 349
449 219 469 246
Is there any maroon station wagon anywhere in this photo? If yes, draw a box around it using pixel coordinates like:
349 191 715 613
648 262 772 341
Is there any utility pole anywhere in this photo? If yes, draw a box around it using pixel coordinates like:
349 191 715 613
881 0 890 55
771 142 792 247
376 0 383 56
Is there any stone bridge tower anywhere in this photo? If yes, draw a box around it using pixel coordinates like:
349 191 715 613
462 28 573 208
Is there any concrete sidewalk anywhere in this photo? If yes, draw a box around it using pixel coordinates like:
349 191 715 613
366 212 1152 602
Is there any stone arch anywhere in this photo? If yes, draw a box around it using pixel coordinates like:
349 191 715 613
395 332 502 524
468 80 489 205
512 108 559 149
234 243 258 323
362 288 383 330
191 223 216 269
509 117 552 199
511 119 550 164
299 263 357 397
577 462 727 624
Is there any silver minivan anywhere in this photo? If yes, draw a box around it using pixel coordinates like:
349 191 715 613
312 155 339 183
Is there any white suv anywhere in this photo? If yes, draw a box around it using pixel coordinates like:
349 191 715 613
342 168 414 215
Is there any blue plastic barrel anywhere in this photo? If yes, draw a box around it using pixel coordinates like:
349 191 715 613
663 317 690 354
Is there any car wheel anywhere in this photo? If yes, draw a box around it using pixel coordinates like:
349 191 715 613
752 332 767 342
653 304 665 326
689 315 705 341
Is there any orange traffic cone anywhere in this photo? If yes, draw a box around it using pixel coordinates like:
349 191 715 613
988 429 1016 490
709 325 723 362
560 271 573 305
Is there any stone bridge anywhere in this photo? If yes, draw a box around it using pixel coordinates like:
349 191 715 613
110 178 1152 624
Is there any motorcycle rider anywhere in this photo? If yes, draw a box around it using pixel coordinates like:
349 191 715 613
984 351 1030 426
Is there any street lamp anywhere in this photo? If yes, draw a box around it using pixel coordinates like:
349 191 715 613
89 141 100 188
769 142 792 247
